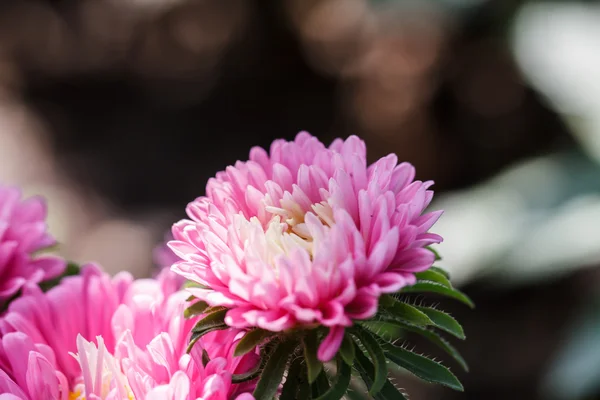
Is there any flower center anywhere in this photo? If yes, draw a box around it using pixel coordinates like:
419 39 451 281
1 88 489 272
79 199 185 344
236 198 336 271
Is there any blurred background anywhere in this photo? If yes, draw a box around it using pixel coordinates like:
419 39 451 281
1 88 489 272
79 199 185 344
1 0 600 398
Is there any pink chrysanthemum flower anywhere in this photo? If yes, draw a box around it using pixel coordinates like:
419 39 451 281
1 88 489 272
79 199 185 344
169 132 443 361
0 265 258 399
0 186 65 301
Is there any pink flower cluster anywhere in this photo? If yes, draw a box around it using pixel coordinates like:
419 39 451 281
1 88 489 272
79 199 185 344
0 265 258 400
0 186 65 301
169 132 442 361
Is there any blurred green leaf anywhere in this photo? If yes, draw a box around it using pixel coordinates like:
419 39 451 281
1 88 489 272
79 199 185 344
303 330 324 384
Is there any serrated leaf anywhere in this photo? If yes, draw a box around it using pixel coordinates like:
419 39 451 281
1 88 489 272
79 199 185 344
191 309 228 334
426 246 442 261
382 342 464 391
351 325 387 396
203 306 228 314
339 333 355 366
186 308 229 353
380 298 434 327
235 329 273 357
415 307 465 340
312 370 330 398
303 330 324 384
187 324 228 353
184 301 209 319
280 356 303 400
314 357 351 400
386 323 469 371
354 343 408 400
415 269 452 288
252 340 297 400
400 281 475 308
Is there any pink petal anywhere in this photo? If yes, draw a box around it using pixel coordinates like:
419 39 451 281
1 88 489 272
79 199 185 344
317 326 346 362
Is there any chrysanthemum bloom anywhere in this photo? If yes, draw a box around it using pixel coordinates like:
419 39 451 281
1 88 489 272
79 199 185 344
0 186 65 301
0 265 258 399
169 132 443 361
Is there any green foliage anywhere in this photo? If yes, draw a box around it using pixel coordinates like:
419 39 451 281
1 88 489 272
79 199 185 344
379 296 434 326
354 343 408 400
39 262 81 292
382 341 463 391
183 266 471 399
311 370 331 398
400 281 475 308
252 340 297 400
351 325 388 396
187 308 228 353
303 330 324 384
235 328 274 357
397 324 469 371
280 357 304 400
339 333 356 366
183 300 209 319
314 358 352 400
415 306 465 339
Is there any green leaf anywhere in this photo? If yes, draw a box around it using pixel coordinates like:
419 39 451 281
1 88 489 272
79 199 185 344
297 373 311 400
339 333 356 366
415 307 465 340
280 356 304 400
303 330 324 384
183 301 209 319
183 281 210 289
187 324 228 353
203 306 228 314
191 309 228 334
380 298 434 327
400 281 475 308
231 356 263 383
354 343 408 400
430 266 450 279
186 308 229 353
389 323 468 371
201 349 210 367
252 340 297 400
426 246 442 261
33 242 60 255
382 342 463 391
415 269 452 288
39 262 81 292
311 370 330 398
314 357 351 400
234 329 273 357
351 325 388 396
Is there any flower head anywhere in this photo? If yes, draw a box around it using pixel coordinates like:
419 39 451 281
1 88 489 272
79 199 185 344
0 186 65 301
169 132 443 361
0 265 259 399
